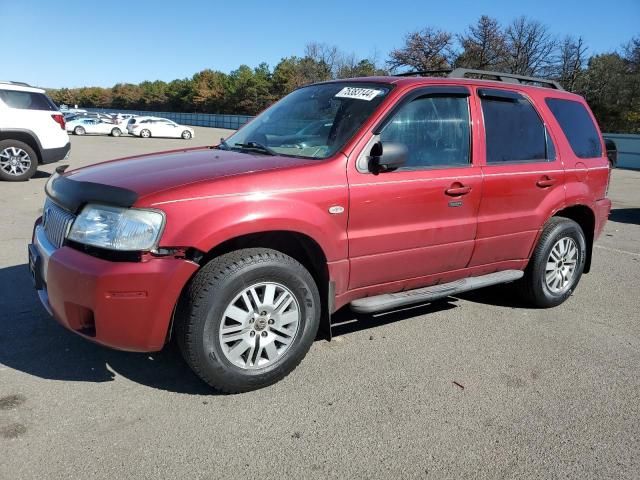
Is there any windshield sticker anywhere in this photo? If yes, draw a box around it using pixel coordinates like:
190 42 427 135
335 87 383 101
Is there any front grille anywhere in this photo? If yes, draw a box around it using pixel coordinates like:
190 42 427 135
42 198 75 248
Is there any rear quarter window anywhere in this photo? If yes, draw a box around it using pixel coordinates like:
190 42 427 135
545 98 602 158
0 89 57 111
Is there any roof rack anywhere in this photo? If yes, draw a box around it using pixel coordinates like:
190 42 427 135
393 69 452 77
449 68 564 90
393 68 564 90
0 80 34 87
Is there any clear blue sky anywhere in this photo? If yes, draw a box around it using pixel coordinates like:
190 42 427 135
3 0 638 88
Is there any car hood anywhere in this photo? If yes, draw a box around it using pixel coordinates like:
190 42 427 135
63 147 317 199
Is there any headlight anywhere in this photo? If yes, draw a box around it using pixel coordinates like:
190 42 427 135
68 204 164 251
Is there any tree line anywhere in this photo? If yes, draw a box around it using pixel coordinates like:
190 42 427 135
48 16 640 133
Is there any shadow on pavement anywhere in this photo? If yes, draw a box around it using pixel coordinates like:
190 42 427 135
329 300 458 337
609 208 640 226
32 170 52 179
0 263 214 395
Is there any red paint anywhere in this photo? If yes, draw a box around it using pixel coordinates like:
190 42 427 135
36 76 611 351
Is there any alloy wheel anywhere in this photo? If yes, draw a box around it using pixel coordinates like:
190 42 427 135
0 147 31 176
218 282 300 370
545 237 579 294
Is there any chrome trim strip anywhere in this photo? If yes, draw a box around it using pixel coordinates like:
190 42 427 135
34 224 56 284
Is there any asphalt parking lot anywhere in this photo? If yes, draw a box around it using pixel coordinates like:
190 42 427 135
1 128 639 479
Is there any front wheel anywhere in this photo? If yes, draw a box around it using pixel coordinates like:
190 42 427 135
517 217 586 308
111 127 122 137
175 248 321 393
181 130 192 140
74 126 85 135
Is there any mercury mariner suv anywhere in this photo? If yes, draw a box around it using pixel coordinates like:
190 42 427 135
29 69 612 393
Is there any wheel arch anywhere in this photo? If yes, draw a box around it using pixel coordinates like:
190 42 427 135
553 204 596 273
169 230 333 344
0 130 43 163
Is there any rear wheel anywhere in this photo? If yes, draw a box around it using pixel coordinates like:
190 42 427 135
74 126 85 135
140 129 151 138
111 127 122 137
0 140 38 181
517 217 586 308
175 248 321 393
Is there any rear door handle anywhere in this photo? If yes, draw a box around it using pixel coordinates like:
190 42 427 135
536 176 557 188
445 184 472 196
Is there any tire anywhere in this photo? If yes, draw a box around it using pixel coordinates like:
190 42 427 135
181 130 192 140
0 140 38 181
140 129 151 138
74 126 85 135
111 128 122 137
518 217 586 308
175 248 321 393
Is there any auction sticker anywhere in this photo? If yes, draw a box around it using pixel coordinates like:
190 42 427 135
335 87 383 101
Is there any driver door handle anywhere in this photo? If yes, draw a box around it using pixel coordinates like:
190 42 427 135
536 176 557 188
445 183 472 196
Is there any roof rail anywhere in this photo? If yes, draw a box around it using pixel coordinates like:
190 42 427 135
0 80 34 87
448 68 564 90
393 69 452 77
393 68 564 90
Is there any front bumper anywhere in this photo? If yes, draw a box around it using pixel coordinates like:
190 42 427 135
29 223 198 352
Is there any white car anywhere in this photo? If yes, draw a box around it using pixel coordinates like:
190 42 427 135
67 117 125 137
0 81 70 181
128 116 194 139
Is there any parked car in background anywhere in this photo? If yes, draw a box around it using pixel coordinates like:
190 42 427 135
128 116 194 139
64 112 112 122
0 81 70 181
29 70 612 392
112 114 137 133
67 117 124 136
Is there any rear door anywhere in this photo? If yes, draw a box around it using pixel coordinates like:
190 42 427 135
347 86 483 289
469 87 565 267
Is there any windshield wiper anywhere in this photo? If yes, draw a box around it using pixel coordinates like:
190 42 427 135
216 138 231 150
232 142 277 156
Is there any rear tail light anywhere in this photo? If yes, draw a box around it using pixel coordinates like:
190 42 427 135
51 114 66 130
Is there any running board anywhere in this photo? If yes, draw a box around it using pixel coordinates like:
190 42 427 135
349 270 524 314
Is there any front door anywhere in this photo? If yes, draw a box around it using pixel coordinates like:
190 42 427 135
347 87 482 290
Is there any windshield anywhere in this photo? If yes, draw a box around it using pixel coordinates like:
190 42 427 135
223 82 391 159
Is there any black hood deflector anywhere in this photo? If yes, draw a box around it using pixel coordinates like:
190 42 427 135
46 166 138 214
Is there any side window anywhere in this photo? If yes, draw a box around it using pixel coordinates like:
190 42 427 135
545 98 602 158
0 90 56 111
481 92 549 163
379 96 470 169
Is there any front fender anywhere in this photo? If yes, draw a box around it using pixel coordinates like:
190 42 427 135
155 191 349 262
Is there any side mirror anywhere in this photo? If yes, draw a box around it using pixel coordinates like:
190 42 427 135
604 138 617 168
368 141 407 174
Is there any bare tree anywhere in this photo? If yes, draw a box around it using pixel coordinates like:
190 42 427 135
555 36 588 91
304 42 340 75
455 16 507 70
387 27 454 72
623 36 640 72
503 17 557 76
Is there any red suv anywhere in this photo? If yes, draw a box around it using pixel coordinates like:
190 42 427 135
29 69 612 392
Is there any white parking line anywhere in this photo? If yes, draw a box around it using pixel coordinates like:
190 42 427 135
595 245 640 257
